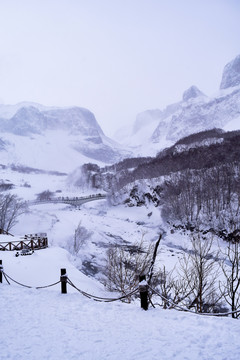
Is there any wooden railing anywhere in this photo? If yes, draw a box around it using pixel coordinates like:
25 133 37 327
0 233 48 251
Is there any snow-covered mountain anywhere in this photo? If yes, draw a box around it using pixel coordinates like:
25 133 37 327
220 54 240 89
1 54 239 173
0 103 130 172
0 57 240 360
0 104 103 137
116 54 240 156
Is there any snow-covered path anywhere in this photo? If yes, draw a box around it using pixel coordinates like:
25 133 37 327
1 284 240 360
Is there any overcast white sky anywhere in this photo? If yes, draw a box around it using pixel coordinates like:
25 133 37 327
0 0 239 136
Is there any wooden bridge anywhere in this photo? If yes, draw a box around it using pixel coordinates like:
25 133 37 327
28 193 107 207
0 233 48 251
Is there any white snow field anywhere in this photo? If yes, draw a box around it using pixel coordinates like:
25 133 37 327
1 240 240 360
0 169 240 360
1 279 240 360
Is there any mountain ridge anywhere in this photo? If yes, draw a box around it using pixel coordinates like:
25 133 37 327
74 128 240 193
0 103 131 171
115 54 240 156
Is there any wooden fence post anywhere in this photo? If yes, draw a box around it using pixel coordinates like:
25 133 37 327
60 268 67 294
139 274 148 310
0 260 3 283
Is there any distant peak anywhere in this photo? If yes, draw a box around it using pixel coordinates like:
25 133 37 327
182 85 205 101
220 54 240 90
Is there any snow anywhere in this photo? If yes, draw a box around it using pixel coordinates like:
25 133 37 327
0 131 104 173
0 247 105 294
1 275 240 359
0 102 129 171
0 105 240 359
1 192 240 359
223 116 240 131
118 83 240 157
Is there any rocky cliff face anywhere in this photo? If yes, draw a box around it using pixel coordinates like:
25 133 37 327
0 104 104 138
220 54 240 89
151 86 240 144
124 54 240 156
0 103 130 171
182 85 206 101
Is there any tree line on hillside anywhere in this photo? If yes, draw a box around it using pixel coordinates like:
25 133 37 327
161 163 240 232
77 129 240 234
174 128 224 146
130 131 240 185
112 161 240 236
78 129 240 193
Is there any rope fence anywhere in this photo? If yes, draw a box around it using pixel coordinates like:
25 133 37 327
67 277 138 303
149 285 240 317
0 261 138 303
0 260 240 318
3 271 61 289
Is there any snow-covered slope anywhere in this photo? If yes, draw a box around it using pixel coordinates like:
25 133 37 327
1 189 240 360
223 116 240 132
116 54 240 156
151 85 240 144
1 208 240 360
0 103 130 172
220 54 240 89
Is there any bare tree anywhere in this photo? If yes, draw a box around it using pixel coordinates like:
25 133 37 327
161 163 240 230
0 193 27 233
154 265 194 309
104 235 155 301
220 241 240 318
68 221 93 255
178 234 222 313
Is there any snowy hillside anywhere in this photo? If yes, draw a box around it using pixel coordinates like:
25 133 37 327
1 200 240 359
0 103 130 172
116 54 240 156
220 54 240 89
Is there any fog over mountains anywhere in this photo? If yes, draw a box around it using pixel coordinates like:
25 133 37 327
0 54 239 173
0 103 129 172
0 104 103 137
116 54 240 156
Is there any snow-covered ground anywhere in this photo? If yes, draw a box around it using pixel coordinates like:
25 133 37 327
12 198 166 279
1 197 240 360
1 278 240 359
223 116 240 132
1 246 240 360
0 130 105 173
1 162 240 359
